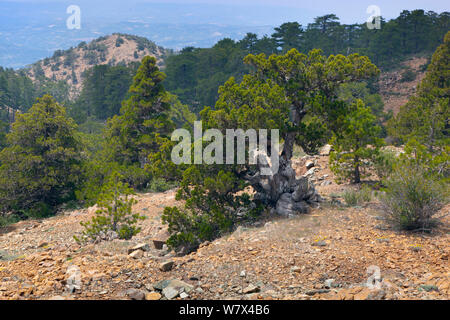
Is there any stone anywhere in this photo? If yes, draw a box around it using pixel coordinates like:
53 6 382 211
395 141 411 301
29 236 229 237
180 292 189 299
319 144 332 156
129 250 143 259
127 243 150 254
162 287 179 300
160 260 175 272
275 193 309 216
243 284 260 294
240 271 246 277
145 292 161 300
420 285 439 292
49 295 66 300
324 279 335 288
65 265 81 293
290 266 301 273
306 289 330 296
305 160 314 169
126 288 145 300
152 239 166 250
311 240 327 247
38 241 49 248
304 168 316 177
353 288 372 300
153 279 194 293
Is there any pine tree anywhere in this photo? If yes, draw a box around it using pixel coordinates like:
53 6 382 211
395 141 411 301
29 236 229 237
330 100 384 183
388 31 449 149
106 56 174 166
0 95 82 218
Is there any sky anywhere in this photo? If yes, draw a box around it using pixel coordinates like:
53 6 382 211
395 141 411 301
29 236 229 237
0 0 448 68
2 0 449 25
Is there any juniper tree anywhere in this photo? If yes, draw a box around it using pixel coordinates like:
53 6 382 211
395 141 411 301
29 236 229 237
0 95 82 218
163 48 379 251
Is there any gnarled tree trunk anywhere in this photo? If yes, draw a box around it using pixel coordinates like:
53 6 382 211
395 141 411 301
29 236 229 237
245 107 322 216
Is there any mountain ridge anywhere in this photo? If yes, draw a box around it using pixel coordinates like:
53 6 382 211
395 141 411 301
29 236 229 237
24 33 168 98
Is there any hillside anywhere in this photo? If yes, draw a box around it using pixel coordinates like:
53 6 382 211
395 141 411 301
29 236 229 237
24 34 168 98
378 56 429 115
0 155 448 300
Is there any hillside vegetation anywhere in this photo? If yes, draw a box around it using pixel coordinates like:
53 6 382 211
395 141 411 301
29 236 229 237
26 34 168 98
0 9 448 302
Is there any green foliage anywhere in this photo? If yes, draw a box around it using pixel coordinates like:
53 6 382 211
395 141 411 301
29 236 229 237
167 93 196 129
330 100 384 183
272 22 303 51
148 177 177 193
373 148 397 180
397 139 449 181
0 67 36 117
342 185 372 206
400 68 417 82
0 95 82 218
165 10 449 111
337 82 388 120
162 168 258 251
76 58 185 202
115 36 124 47
71 63 138 122
163 48 379 252
75 172 145 243
106 56 175 169
380 165 447 231
388 31 449 149
0 213 20 227
164 39 254 113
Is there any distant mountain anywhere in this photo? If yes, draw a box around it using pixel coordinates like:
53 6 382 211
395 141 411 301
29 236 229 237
24 34 167 98
0 20 274 69
0 1 299 69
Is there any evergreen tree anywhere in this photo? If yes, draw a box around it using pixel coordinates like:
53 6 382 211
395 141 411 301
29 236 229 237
0 95 82 218
271 22 304 52
105 56 175 185
163 49 379 251
388 31 449 149
330 100 384 183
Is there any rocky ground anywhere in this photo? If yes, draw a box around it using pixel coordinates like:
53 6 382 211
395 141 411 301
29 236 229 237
378 56 428 115
0 154 448 300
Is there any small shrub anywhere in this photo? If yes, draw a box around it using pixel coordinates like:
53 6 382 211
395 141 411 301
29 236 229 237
400 68 416 82
343 185 372 206
23 202 53 219
148 177 177 193
343 189 360 206
0 214 20 227
380 166 446 231
373 149 396 180
359 185 373 203
162 170 261 253
115 37 124 47
74 172 145 244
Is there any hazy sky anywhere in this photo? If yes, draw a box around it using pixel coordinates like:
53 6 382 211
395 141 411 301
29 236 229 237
3 0 449 24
